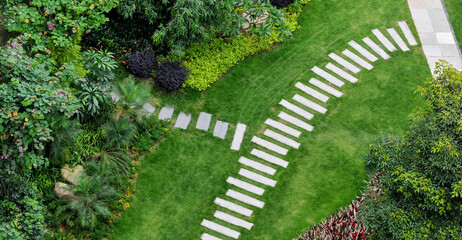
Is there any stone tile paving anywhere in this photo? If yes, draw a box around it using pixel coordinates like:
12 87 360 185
294 82 329 103
227 177 265 196
387 28 411 51
238 157 277 175
158 106 175 120
292 94 328 114
348 40 379 62
238 168 277 187
213 120 229 139
328 52 361 73
214 198 253 217
325 63 359 83
408 0 462 71
231 123 247 151
308 78 343 98
311 66 345 87
279 99 314 120
173 112 191 129
196 112 212 131
214 211 254 230
201 219 240 239
372 29 398 52
342 49 374 70
251 136 289 155
263 129 301 149
264 118 302 138
226 189 265 208
363 37 391 59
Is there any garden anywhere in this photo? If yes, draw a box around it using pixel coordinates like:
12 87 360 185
1 0 462 239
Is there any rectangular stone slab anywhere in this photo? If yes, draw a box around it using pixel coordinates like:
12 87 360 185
158 106 175 120
226 189 265 208
196 112 212 131
325 63 359 83
263 129 301 149
201 219 240 239
278 111 314 132
363 37 391 59
295 82 329 103
141 103 156 116
311 66 345 87
213 121 229 139
264 118 302 138
238 168 277 187
227 177 265 196
201 233 223 240
214 198 253 217
251 136 289 155
231 123 247 151
328 53 361 74
348 40 379 62
250 148 289 168
309 78 343 98
214 211 254 230
398 21 418 46
238 156 277 175
279 99 314 120
342 49 374 70
372 29 397 52
174 112 192 129
292 94 328 114
387 28 410 52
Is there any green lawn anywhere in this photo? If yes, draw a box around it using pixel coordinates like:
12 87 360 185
445 0 462 49
112 0 431 239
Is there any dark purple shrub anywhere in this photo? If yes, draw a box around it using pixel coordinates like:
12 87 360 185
270 0 295 9
155 60 188 91
128 51 157 78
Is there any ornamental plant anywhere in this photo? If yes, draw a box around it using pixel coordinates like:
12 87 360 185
0 39 80 168
155 60 188 91
128 51 158 78
0 0 118 51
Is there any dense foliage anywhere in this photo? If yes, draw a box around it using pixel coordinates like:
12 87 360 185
0 40 80 169
270 0 295 9
360 63 462 239
0 170 45 239
155 60 188 91
128 51 158 78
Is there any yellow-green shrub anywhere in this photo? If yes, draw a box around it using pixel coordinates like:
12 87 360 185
182 0 310 91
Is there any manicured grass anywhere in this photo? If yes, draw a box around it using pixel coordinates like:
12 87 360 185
445 0 462 49
112 0 430 239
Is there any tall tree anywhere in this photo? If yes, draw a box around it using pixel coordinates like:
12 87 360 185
360 62 462 239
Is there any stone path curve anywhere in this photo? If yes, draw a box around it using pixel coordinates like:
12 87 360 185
199 21 424 239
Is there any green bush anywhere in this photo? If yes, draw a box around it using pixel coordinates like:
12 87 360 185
182 0 308 91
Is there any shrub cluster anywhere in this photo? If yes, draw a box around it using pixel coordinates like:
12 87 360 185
128 51 158 78
270 0 295 9
155 60 188 91
182 0 309 91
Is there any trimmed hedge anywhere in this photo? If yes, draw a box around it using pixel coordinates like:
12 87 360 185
182 0 310 91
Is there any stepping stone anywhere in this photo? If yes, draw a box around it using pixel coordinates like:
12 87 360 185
141 103 156 116
363 37 391 60
213 120 229 139
292 94 327 114
214 211 254 230
201 233 223 240
263 129 301 149
348 40 379 62
309 78 343 98
158 106 175 120
278 111 314 132
231 123 247 151
387 28 410 52
264 118 302 138
372 29 397 52
328 53 361 74
250 148 289 168
279 99 314 120
311 66 345 87
196 112 212 131
238 157 277 176
398 21 418 46
174 112 192 129
325 63 359 83
238 168 277 187
214 198 253 217
295 82 329 103
342 49 374 70
201 219 240 239
226 189 265 208
227 177 265 196
109 92 120 102
251 136 288 155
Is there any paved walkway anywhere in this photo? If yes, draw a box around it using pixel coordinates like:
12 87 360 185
408 0 462 72
200 21 422 239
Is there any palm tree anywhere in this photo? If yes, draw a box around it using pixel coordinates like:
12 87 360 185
48 114 81 164
112 76 152 120
56 175 120 230
102 116 137 148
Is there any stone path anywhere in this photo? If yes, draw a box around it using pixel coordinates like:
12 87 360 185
199 20 430 239
158 106 175 120
196 112 212 131
408 0 462 71
213 121 229 139
174 112 191 129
